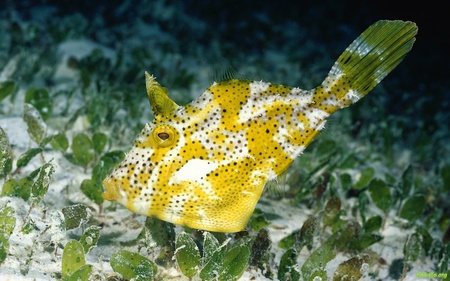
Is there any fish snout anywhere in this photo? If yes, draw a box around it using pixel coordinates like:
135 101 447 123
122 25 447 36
102 176 127 204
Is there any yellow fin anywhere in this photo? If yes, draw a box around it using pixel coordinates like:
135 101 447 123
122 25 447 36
145 72 179 116
320 20 417 107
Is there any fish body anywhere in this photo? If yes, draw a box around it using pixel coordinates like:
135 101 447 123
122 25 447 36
103 20 417 232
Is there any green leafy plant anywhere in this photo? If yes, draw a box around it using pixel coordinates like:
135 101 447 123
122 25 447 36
401 232 423 279
368 178 392 228
250 228 274 279
19 162 55 229
333 254 370 280
175 232 201 277
16 147 43 169
81 150 124 206
0 127 13 177
30 162 54 204
218 236 253 281
0 80 15 102
278 248 301 281
80 225 100 254
138 217 176 266
24 88 53 121
61 222 101 280
199 232 229 280
23 103 47 145
62 240 88 280
399 194 426 222
169 230 253 280
80 179 104 205
62 204 91 230
278 216 318 251
354 167 375 189
51 133 69 152
110 250 157 281
71 133 95 167
0 205 16 265
301 221 361 280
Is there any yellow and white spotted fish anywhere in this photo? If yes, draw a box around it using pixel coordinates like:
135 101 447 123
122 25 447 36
103 20 417 232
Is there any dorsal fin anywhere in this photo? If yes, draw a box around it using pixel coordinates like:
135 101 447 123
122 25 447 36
208 59 252 84
145 72 179 116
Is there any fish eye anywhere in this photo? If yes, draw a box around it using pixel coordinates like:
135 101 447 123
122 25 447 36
157 132 170 140
152 125 177 147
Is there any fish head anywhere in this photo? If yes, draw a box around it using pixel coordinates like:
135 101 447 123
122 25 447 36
102 73 262 232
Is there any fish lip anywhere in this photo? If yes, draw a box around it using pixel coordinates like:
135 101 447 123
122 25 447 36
102 177 127 204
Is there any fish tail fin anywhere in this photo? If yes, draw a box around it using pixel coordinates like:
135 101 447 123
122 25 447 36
315 20 417 110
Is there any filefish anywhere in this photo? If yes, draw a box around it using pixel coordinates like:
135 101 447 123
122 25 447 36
103 20 417 232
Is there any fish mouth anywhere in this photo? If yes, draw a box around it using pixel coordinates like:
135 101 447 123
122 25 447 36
102 176 128 205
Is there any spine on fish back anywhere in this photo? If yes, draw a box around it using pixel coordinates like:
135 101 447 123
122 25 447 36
313 20 418 111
